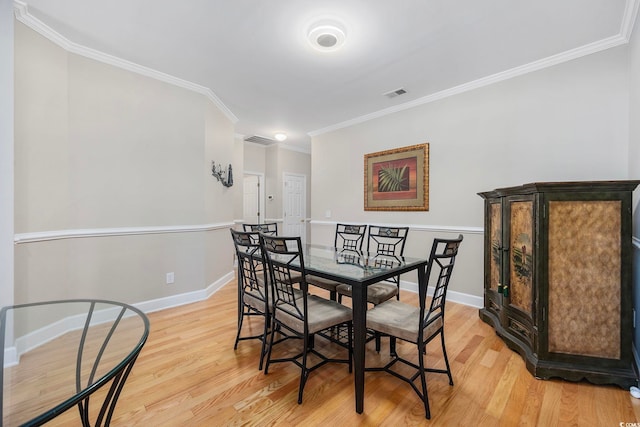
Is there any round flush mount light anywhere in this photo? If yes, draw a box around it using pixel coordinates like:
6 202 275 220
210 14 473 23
274 132 287 142
307 20 346 52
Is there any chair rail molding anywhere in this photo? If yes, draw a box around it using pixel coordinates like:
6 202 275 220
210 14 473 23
14 222 235 244
310 220 483 235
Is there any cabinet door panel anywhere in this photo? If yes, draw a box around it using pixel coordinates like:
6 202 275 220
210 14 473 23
547 200 621 359
489 201 501 293
508 200 533 317
483 199 503 318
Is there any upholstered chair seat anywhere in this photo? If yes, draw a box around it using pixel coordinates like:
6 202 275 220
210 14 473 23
274 294 352 335
260 233 353 404
366 299 443 343
335 282 398 306
364 234 463 419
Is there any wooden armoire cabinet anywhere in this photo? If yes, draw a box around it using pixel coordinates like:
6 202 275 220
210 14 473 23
478 181 639 388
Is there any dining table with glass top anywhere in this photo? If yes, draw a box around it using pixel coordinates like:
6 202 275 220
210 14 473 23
0 299 149 427
291 244 430 414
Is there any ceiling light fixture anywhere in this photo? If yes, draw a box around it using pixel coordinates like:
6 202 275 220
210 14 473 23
274 133 287 142
307 20 346 52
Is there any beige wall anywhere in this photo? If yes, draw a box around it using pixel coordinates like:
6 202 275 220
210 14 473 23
238 143 311 240
631 17 640 231
246 144 311 224
1 2 14 309
628 11 640 365
232 135 245 221
243 143 266 174
14 22 236 305
311 45 630 299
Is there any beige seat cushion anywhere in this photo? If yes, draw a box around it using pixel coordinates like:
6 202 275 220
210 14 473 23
275 294 352 335
244 285 302 312
336 282 398 305
306 274 341 292
366 300 442 343
243 288 267 312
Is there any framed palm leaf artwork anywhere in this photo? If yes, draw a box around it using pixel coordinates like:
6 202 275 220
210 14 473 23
364 143 429 211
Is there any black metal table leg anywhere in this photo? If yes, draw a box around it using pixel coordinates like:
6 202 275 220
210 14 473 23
351 283 366 414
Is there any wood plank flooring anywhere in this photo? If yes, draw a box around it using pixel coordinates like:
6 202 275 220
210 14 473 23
39 282 640 426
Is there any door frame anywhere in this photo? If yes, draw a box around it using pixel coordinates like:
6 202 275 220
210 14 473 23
282 172 307 244
243 171 265 224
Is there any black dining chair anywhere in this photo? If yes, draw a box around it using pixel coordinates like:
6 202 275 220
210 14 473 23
230 229 271 370
260 233 353 404
307 223 367 300
335 223 368 250
336 225 409 305
242 222 278 236
365 234 463 419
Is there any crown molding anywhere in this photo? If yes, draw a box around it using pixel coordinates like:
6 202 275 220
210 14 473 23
242 139 311 155
12 0 238 124
277 142 311 155
13 0 639 141
621 0 640 41
309 0 640 137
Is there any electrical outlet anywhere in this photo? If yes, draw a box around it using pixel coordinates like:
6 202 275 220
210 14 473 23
166 272 175 284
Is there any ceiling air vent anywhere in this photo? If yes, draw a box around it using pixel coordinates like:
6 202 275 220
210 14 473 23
244 135 277 146
383 87 407 99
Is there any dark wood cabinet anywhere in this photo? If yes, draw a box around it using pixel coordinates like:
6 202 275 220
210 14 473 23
478 181 640 388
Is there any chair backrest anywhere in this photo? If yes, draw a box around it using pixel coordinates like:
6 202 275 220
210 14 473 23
230 229 268 303
260 234 307 322
367 225 409 256
243 222 278 236
335 223 367 251
420 234 463 338
336 249 363 267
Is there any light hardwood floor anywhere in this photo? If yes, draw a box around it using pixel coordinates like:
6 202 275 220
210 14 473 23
44 281 640 426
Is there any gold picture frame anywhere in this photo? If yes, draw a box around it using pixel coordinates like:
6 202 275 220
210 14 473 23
364 143 429 211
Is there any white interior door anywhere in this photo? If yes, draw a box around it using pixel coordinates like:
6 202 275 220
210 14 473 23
243 174 261 224
283 173 306 244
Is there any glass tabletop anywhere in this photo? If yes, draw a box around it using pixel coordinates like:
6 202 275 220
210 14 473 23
300 244 428 284
1 299 149 426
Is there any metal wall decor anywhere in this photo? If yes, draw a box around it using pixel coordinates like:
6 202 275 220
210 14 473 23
211 162 234 187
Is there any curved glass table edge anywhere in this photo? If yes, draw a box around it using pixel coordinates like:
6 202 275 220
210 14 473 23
0 299 150 427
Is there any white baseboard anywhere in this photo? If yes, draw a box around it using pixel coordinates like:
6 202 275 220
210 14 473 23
4 272 483 368
3 271 235 367
3 345 17 367
400 280 483 308
134 271 234 314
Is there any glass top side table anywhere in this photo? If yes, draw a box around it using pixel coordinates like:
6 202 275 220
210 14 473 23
1 299 149 426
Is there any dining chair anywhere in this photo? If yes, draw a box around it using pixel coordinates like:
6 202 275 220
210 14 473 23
365 234 463 419
242 222 278 235
307 223 367 300
230 229 271 370
260 233 353 404
335 223 367 250
336 225 409 305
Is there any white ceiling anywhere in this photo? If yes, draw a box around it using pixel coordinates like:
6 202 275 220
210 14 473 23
17 0 638 152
